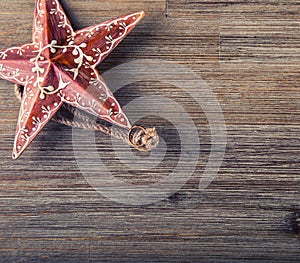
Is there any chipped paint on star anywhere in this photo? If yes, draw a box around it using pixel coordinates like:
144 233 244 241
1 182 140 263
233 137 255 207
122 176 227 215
0 0 145 158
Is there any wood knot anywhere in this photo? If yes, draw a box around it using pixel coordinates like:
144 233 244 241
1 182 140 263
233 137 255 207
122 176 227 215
289 212 300 235
128 125 159 152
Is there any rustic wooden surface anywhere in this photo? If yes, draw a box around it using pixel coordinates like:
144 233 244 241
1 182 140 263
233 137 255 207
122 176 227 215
0 0 300 262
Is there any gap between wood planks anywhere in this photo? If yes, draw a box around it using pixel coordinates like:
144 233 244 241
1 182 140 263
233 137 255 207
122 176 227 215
166 0 169 17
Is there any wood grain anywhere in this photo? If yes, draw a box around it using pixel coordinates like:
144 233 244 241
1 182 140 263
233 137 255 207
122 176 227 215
0 0 300 262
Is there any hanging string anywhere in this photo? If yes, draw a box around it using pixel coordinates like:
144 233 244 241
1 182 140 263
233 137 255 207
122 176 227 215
14 84 159 152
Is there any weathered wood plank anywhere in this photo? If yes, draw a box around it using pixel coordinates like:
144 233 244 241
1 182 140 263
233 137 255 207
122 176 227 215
0 0 300 262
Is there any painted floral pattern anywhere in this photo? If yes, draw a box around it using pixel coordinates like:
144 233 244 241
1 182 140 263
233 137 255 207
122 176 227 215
0 0 145 159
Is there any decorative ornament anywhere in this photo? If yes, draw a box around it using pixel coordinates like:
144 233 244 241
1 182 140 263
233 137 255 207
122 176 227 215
0 0 158 159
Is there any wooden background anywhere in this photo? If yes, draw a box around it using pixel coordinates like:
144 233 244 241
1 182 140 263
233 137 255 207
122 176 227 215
0 0 300 262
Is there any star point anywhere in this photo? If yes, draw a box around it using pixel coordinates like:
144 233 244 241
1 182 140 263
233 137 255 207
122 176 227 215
0 0 145 159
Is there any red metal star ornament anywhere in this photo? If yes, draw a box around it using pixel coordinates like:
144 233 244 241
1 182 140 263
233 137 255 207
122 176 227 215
0 0 147 159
